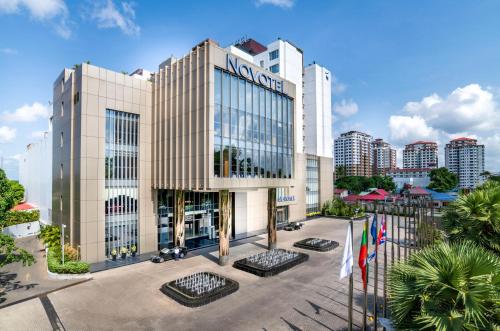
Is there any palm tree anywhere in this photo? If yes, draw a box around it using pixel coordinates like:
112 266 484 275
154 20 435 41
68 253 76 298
442 181 500 254
388 241 500 330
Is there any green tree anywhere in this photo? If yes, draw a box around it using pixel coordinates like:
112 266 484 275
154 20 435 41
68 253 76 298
335 165 347 179
0 233 35 268
368 175 396 192
388 241 500 330
335 176 371 194
442 180 500 254
428 167 458 192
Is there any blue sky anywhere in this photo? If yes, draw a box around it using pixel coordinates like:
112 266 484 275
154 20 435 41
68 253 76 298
1 0 500 179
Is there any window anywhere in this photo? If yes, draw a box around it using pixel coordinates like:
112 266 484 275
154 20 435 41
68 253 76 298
259 60 264 68
60 164 63 179
61 101 64 117
73 92 80 105
60 132 63 147
269 64 279 74
213 68 293 179
269 49 279 61
60 195 63 211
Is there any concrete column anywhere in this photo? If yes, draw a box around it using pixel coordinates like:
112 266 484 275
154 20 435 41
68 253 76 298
174 190 185 247
268 188 277 250
218 190 231 265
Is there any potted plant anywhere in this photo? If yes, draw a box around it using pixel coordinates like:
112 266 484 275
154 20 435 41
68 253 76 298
120 247 128 259
111 248 117 261
130 244 137 257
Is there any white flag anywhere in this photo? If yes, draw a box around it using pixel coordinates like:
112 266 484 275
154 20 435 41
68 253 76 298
340 224 353 279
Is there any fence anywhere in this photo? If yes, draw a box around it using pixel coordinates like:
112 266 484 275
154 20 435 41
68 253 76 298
346 197 440 330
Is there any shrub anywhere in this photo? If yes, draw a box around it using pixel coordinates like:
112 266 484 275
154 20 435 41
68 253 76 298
322 198 365 217
47 249 89 274
442 180 500 254
39 225 61 249
388 241 500 330
2 210 40 228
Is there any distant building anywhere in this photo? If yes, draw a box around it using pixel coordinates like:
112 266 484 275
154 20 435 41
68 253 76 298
387 168 432 190
334 131 373 176
19 122 53 225
372 138 396 176
445 137 485 189
334 188 348 199
403 141 438 169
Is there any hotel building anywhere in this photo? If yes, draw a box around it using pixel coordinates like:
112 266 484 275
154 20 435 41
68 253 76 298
445 137 485 189
402 141 438 169
51 38 333 264
334 131 373 177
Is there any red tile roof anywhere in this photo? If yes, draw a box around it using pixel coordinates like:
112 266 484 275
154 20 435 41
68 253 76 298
11 202 37 211
334 188 347 194
408 187 430 195
407 141 437 145
451 137 475 141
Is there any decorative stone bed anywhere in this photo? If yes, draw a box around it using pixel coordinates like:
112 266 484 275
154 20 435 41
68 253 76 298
160 272 239 307
293 238 339 252
233 249 309 277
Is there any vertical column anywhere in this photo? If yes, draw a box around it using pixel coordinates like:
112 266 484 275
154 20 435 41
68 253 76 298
268 187 277 250
174 190 185 247
219 190 231 265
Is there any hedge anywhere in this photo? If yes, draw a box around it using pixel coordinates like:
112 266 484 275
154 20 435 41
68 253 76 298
2 210 40 227
47 249 90 274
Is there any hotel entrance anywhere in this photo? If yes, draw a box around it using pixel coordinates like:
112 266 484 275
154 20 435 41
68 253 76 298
276 206 289 226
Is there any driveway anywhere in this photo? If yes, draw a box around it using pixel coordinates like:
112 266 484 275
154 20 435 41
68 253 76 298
0 217 394 330
0 236 85 308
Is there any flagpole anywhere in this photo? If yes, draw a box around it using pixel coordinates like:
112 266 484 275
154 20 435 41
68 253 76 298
348 217 354 331
363 215 369 331
374 205 379 329
383 206 388 323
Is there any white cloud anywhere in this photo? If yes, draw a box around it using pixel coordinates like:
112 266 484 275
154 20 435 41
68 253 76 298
9 154 22 161
31 130 48 139
0 0 71 38
0 126 16 143
388 83 500 171
332 74 347 95
2 102 50 122
0 48 19 55
333 99 358 118
388 115 438 145
91 0 140 36
403 84 500 133
255 0 294 8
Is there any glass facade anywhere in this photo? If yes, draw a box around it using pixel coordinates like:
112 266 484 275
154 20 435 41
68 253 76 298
157 190 220 250
306 157 320 214
105 109 139 257
214 68 293 179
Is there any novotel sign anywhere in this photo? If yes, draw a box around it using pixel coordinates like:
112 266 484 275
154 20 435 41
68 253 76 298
227 55 284 93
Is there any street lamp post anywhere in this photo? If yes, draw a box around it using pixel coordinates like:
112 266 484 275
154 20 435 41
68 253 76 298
61 224 66 265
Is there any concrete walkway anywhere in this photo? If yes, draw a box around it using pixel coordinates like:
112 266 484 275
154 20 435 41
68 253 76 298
1 217 395 330
0 236 83 309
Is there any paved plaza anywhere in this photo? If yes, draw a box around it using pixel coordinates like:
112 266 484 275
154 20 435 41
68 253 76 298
0 217 388 330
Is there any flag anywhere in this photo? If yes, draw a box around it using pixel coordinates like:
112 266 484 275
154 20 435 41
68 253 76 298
370 213 378 245
378 215 387 245
340 224 353 279
368 215 387 262
358 221 369 289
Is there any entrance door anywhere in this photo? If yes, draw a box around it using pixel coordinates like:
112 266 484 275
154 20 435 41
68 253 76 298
277 208 285 225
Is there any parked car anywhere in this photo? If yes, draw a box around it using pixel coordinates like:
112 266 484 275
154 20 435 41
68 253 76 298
284 222 304 231
151 246 188 263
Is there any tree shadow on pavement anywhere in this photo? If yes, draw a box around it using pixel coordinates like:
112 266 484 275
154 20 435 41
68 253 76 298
0 271 39 304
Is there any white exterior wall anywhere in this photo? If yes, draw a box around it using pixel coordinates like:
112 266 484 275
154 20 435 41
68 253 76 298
303 64 332 158
254 40 304 153
19 130 53 224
